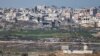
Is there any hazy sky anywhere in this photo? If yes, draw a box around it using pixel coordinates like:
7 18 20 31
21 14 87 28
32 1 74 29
0 0 100 8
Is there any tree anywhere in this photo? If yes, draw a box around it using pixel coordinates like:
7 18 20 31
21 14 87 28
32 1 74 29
0 51 3 56
22 53 28 56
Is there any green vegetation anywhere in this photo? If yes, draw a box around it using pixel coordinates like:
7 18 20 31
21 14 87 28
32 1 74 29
0 28 100 42
6 30 71 38
0 28 94 38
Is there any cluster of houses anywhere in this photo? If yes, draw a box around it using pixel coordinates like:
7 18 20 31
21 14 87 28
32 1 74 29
0 5 100 30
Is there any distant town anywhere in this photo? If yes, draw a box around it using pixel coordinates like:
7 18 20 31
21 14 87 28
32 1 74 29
0 5 100 30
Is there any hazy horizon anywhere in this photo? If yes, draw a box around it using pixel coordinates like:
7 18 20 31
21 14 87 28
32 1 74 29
0 0 100 8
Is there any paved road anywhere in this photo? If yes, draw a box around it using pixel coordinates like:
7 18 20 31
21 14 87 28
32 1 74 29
0 41 100 45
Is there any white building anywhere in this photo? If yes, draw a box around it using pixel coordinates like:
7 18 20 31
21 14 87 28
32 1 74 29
61 44 93 54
